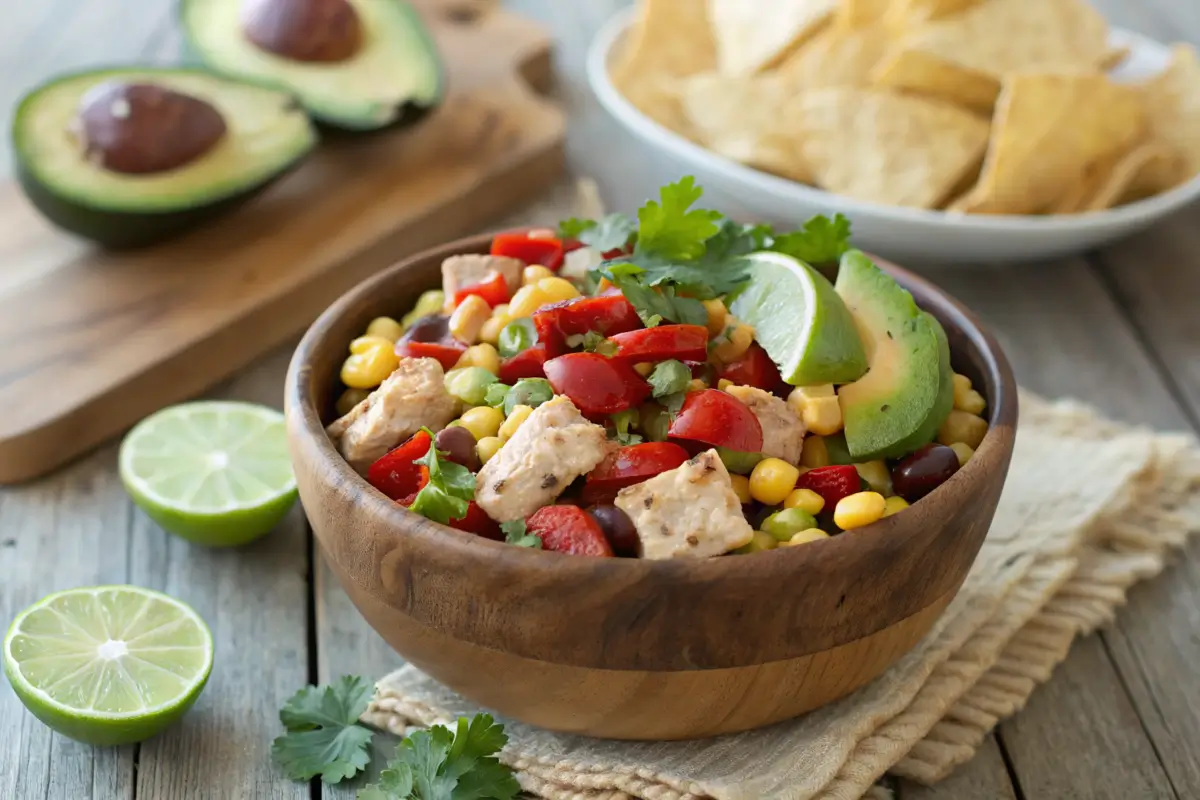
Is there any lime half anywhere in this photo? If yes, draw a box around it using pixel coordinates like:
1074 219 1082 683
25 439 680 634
119 401 298 547
730 251 868 386
3 586 214 745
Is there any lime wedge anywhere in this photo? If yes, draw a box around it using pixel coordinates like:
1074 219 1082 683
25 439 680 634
3 586 213 745
119 401 298 547
729 251 868 386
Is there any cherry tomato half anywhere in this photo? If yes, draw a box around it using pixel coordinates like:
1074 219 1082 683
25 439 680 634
544 353 651 415
367 431 432 501
449 501 502 540
491 231 565 270
527 505 614 556
396 340 467 371
582 442 690 505
717 343 782 393
533 294 642 357
795 465 861 510
667 389 763 453
498 344 548 383
608 324 708 363
453 270 511 308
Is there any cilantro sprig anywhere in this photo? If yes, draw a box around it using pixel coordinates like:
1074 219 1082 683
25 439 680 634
559 213 636 253
271 676 376 784
501 519 542 549
408 427 475 525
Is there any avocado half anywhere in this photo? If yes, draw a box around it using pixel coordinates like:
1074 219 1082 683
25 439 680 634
13 67 317 248
180 0 444 131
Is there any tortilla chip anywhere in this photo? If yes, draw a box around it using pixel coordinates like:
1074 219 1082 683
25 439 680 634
872 49 999 112
1100 46 1132 71
777 19 892 89
902 0 1111 78
1081 143 1174 212
963 73 1147 215
1139 44 1200 190
837 0 892 28
792 88 991 208
708 0 837 76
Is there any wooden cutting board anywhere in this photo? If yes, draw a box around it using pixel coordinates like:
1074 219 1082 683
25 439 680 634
0 2 565 484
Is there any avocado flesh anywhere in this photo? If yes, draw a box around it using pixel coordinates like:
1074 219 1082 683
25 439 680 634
833 250 944 461
181 0 443 131
13 68 317 247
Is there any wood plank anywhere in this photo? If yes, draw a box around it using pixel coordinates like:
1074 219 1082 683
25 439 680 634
897 736 1017 800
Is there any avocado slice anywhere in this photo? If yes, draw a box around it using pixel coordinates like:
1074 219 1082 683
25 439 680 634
181 0 443 131
833 250 947 461
13 67 317 248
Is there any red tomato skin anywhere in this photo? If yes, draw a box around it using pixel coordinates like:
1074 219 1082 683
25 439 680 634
367 431 432 501
717 343 783 392
527 506 614 556
608 325 708 363
667 389 764 453
544 353 651 415
795 466 861 510
498 344 548 383
448 501 502 540
491 231 565 269
453 271 511 308
396 340 466 371
533 295 642 357
581 442 690 505
562 238 586 253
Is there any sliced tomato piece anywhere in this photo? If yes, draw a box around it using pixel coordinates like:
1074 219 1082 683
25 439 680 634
544 353 651 415
609 324 708 363
668 389 763 453
498 344 548 383
533 295 642 357
563 238 586 253
491 231 565 269
367 431 432 501
453 270 511 308
396 339 466 371
717 343 783 392
795 465 861 511
581 442 690 505
526 505 614 556
448 501 502 540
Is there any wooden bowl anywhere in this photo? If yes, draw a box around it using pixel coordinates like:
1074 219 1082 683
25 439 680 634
284 234 1018 741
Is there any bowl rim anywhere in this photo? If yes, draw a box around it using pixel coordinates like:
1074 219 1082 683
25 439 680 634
586 8 1200 234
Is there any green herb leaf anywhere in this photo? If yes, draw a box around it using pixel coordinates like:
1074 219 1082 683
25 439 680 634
768 214 852 266
501 519 542 549
609 409 643 446
647 360 691 398
560 213 637 252
272 676 375 784
660 391 687 420
409 428 475 525
636 176 722 260
604 265 706 327
580 330 610 354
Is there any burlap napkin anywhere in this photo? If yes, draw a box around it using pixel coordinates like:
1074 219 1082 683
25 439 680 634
359 183 1200 799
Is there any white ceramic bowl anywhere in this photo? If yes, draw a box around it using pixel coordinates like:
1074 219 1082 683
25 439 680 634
587 9 1200 266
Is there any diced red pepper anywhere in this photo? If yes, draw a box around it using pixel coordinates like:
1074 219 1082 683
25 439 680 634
491 231 565 270
453 270 511 308
544 353 651 415
526 505 614 557
717 343 783 393
608 325 708 363
795 465 862 511
367 431 432 501
396 340 467 371
582 442 690 505
533 295 642 357
448 501 502 540
498 344 548 383
668 389 763 453
563 238 586 253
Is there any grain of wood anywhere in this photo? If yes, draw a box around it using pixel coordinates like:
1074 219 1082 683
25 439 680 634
897 736 1017 800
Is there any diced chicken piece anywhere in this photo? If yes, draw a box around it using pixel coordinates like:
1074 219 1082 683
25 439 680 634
615 449 754 560
326 358 457 474
441 254 523 300
726 385 806 465
475 397 609 522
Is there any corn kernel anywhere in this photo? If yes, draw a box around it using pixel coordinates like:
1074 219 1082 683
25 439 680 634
711 321 754 364
938 410 989 449
800 436 830 468
522 265 554 285
957 388 987 416
834 491 887 530
508 285 551 318
781 528 830 546
476 436 504 464
633 362 655 377
498 404 534 440
340 343 399 389
335 387 370 417
687 378 707 392
730 474 753 504
349 335 396 355
449 294 490 344
536 277 580 304
717 378 734 391
703 298 728 336
734 530 777 554
460 406 506 441
952 373 972 405
749 457 801 506
882 495 909 517
364 316 404 343
784 487 825 515
854 460 893 496
949 441 975 466
804 396 843 436
402 290 446 328
454 343 501 375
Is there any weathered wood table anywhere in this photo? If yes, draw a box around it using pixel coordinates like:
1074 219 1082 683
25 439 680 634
2 1 1199 798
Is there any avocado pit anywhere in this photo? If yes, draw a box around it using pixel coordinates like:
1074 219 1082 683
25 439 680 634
242 0 363 63
76 82 227 175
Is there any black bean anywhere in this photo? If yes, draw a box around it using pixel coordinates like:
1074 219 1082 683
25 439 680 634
588 504 640 557
435 426 480 472
402 315 451 344
891 443 960 502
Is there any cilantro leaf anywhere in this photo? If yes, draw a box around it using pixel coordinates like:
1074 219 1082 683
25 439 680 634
501 519 542 549
604 265 706 328
409 428 475 524
272 676 375 784
357 764 414 800
768 214 852 266
580 330 616 356
647 360 691 398
560 214 636 252
558 218 593 240
636 176 722 260
609 409 643 446
660 391 687 419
